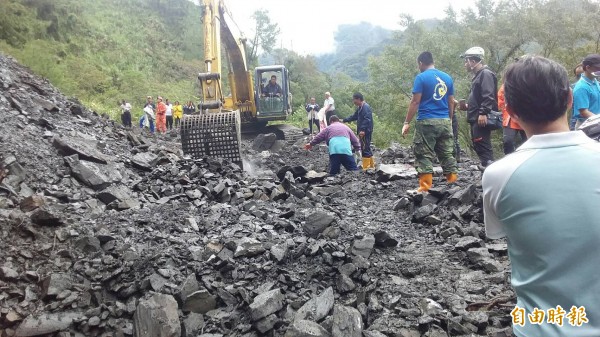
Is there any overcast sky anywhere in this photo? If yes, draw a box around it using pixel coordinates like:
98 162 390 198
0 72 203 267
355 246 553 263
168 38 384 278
220 0 476 55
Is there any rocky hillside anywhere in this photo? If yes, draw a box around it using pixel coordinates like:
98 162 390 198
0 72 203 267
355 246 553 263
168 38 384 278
0 54 513 337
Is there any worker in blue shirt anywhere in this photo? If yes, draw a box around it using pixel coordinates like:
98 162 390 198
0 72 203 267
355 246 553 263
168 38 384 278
573 54 600 129
402 51 458 192
569 64 584 130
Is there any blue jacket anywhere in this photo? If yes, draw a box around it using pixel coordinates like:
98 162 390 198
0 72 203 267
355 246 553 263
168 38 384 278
344 102 373 132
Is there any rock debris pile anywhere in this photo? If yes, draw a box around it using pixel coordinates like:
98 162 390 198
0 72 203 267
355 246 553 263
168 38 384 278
1 54 514 337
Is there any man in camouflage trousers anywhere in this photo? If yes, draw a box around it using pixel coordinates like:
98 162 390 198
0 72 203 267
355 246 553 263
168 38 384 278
402 51 458 192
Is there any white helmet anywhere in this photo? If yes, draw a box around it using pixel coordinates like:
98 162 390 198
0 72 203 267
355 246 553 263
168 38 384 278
462 46 485 60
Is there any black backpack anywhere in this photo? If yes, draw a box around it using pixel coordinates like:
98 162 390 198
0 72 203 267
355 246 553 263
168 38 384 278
578 114 600 141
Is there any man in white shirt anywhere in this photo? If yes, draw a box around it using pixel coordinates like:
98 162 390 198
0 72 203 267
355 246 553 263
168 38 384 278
165 99 174 130
120 100 132 128
323 92 336 123
483 56 600 336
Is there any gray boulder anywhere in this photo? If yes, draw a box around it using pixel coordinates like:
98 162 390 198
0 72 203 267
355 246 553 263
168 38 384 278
134 293 181 337
332 305 362 337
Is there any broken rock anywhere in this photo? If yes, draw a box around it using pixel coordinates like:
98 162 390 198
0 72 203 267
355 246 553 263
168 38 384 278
52 137 108 164
351 234 375 258
377 164 417 181
270 243 288 263
234 237 265 258
41 273 72 299
332 305 363 337
285 320 331 337
373 231 398 248
177 274 200 303
449 184 477 206
132 152 159 171
30 208 63 226
15 312 80 337
183 289 217 314
74 236 102 254
303 171 328 183
64 155 116 190
96 185 133 205
454 236 482 251
304 212 335 238
255 314 280 334
0 266 19 281
183 313 205 337
413 204 438 222
253 133 278 151
20 195 45 212
336 274 356 293
250 288 285 321
294 287 334 322
134 293 181 337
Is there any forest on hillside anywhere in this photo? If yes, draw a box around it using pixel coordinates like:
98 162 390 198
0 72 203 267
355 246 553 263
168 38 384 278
0 0 204 113
1 0 600 151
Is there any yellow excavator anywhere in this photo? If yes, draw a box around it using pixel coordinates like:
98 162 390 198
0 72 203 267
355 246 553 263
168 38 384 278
181 0 292 167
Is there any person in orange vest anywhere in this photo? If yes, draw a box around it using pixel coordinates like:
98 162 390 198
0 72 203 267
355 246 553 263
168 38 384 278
155 96 167 133
498 84 526 154
173 101 183 128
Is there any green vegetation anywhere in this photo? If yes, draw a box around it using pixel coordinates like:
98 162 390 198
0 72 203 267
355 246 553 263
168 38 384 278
302 0 600 151
0 0 204 117
361 0 600 151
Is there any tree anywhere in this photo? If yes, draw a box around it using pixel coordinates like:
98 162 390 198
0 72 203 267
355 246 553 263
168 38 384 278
247 9 280 67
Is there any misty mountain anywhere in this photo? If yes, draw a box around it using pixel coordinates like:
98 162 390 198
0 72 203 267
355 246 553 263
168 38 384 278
316 22 392 81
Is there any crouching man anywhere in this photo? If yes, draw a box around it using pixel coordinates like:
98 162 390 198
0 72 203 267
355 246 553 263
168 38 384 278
304 115 361 175
483 56 600 336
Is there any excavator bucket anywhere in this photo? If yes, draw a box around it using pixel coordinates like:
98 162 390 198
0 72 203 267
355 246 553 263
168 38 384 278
180 112 243 168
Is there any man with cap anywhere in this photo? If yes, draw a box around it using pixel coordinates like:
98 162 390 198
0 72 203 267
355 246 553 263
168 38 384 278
460 46 498 169
572 54 600 129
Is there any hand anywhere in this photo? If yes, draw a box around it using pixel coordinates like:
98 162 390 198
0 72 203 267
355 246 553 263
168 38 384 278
459 99 467 111
304 144 312 150
402 124 410 137
359 131 365 137
478 114 488 127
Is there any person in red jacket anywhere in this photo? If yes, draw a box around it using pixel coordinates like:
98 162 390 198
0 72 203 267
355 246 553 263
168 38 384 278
498 85 526 154
155 96 167 134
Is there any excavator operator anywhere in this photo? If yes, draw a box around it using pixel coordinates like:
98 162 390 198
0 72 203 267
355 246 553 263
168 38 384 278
262 75 282 97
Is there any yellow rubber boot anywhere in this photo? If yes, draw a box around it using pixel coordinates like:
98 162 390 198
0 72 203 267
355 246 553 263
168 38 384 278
369 157 376 169
445 173 458 184
362 158 370 170
417 173 433 193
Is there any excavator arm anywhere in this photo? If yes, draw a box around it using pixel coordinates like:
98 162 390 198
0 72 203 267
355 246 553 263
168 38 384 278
182 0 291 168
198 0 255 115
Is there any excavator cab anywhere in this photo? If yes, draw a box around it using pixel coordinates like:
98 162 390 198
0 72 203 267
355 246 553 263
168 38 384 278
181 0 293 169
255 65 291 122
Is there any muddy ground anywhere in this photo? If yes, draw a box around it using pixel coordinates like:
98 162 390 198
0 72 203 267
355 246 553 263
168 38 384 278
0 54 514 337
